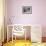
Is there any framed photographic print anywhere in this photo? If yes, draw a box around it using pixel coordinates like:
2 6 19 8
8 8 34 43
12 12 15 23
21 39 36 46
22 6 32 14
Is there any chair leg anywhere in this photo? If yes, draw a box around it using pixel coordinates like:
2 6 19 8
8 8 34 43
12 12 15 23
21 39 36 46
25 30 26 43
1 42 3 46
15 36 16 42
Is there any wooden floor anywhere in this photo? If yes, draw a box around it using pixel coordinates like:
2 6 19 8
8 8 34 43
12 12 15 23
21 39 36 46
42 37 46 42
3 40 31 46
3 40 46 46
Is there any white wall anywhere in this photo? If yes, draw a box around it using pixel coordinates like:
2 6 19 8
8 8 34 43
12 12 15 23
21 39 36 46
7 0 46 37
32 0 46 37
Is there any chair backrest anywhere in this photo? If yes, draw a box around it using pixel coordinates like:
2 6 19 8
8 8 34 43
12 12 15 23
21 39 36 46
12 25 25 36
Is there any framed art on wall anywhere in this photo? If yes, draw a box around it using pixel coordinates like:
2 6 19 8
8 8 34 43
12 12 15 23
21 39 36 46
22 6 32 14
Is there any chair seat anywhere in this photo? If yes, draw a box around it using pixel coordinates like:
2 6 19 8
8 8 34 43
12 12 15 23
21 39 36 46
13 31 25 36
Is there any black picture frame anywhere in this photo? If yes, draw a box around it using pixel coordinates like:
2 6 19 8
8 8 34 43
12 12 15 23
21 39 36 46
22 6 32 14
